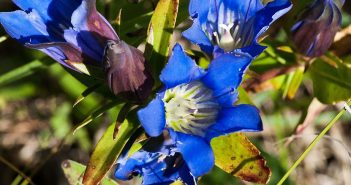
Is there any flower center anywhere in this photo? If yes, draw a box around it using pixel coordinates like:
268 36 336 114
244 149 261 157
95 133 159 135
203 3 255 52
163 81 220 136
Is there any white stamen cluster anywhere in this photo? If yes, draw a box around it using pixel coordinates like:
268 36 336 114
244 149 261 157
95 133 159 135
204 3 255 52
163 81 220 136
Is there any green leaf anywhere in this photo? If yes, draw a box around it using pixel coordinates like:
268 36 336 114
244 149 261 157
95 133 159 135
211 133 271 184
145 0 179 78
0 59 54 87
119 11 153 35
73 83 103 107
282 66 305 99
73 101 121 135
310 54 351 104
237 87 254 105
61 160 118 185
82 117 140 185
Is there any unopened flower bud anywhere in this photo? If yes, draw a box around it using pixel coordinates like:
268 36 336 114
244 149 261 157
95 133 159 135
103 40 154 103
291 0 344 57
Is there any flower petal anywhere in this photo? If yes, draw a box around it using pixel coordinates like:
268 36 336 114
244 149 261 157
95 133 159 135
63 29 103 62
137 97 166 137
115 152 175 184
0 11 80 71
114 151 146 180
104 40 154 102
9 0 118 63
26 41 103 73
189 0 209 19
139 155 177 185
178 166 197 185
72 0 119 41
201 54 251 107
66 0 118 61
206 104 263 140
240 43 267 59
12 0 118 41
182 20 214 54
0 10 51 44
222 0 264 19
252 0 292 39
170 130 214 177
13 0 77 22
115 150 195 185
160 44 205 88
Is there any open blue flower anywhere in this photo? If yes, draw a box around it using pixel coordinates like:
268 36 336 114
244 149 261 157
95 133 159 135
183 0 292 57
291 0 344 57
0 0 118 72
115 136 196 185
0 0 154 102
137 44 263 178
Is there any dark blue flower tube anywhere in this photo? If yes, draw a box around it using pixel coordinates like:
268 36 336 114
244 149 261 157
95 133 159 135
291 0 344 57
183 0 292 58
136 44 263 179
0 0 154 102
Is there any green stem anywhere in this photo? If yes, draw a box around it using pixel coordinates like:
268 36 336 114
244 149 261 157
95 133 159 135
0 155 35 185
277 102 349 185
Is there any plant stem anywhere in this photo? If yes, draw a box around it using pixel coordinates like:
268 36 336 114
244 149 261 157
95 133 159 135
0 155 35 185
277 102 349 185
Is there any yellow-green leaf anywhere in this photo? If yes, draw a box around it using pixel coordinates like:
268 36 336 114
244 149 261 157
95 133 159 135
283 66 305 99
73 101 121 135
82 117 139 185
145 0 179 77
73 83 102 107
211 133 271 184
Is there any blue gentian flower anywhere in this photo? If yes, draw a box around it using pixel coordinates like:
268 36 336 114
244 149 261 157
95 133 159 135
0 0 118 71
183 0 292 57
0 0 154 102
115 136 196 185
291 0 344 57
137 44 263 177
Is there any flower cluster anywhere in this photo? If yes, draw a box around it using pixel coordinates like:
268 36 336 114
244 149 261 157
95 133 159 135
0 0 154 102
115 0 292 184
115 44 264 184
0 0 293 184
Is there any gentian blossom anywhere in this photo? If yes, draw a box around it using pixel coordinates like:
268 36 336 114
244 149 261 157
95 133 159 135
115 135 196 185
183 0 292 57
291 0 344 57
136 44 263 178
0 0 153 102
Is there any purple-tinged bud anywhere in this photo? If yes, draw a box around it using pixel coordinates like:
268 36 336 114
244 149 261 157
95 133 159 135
291 0 344 57
103 40 154 103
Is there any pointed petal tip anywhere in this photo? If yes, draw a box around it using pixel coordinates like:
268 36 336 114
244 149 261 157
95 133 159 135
202 54 252 99
206 104 263 140
160 44 205 88
170 131 215 177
